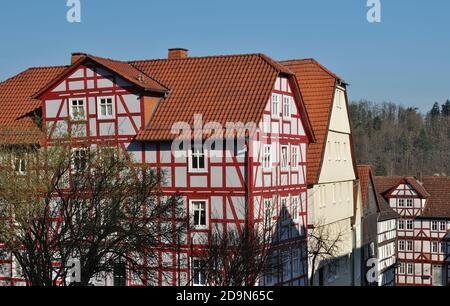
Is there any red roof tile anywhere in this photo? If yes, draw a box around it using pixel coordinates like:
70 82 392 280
1 53 316 146
34 54 168 99
421 176 450 218
359 166 399 221
0 66 67 144
373 176 430 199
280 59 341 184
357 165 371 209
131 54 314 141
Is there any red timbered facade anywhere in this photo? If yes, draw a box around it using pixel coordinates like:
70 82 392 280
374 176 450 286
0 50 315 286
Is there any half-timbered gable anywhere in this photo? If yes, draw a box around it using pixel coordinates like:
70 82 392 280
281 58 358 286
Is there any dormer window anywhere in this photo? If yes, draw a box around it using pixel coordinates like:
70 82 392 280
98 97 115 120
70 98 86 121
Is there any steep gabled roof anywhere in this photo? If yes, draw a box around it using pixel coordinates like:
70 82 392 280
421 176 450 219
373 176 430 199
373 176 404 195
357 165 371 209
131 54 315 141
0 66 67 145
280 58 347 184
34 54 169 98
359 166 399 221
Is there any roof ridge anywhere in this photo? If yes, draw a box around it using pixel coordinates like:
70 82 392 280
280 58 345 83
128 53 267 64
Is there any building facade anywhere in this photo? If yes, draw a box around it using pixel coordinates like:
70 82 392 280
357 166 398 286
0 50 316 286
374 176 450 286
281 59 358 286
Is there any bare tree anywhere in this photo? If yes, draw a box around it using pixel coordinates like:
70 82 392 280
195 224 275 286
308 220 344 286
0 143 187 286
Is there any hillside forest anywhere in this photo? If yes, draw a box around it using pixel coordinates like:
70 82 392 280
349 100 450 177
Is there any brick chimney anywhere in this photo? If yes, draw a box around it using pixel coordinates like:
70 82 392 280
168 48 188 60
71 52 87 64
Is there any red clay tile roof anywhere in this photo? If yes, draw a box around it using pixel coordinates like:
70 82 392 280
359 167 399 220
404 177 430 198
131 54 314 141
0 66 67 144
357 165 371 209
421 176 450 218
373 176 404 195
34 54 168 99
280 59 343 184
373 176 430 199
1 53 316 146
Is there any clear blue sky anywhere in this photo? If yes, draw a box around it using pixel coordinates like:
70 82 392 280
0 0 449 112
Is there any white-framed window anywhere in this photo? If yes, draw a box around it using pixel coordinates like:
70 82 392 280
97 96 115 119
291 145 299 171
69 98 86 121
441 242 446 254
440 221 446 231
264 256 275 285
398 219 405 230
432 241 438 253
406 240 413 251
281 145 289 171
272 93 280 117
292 196 299 221
188 146 207 173
406 220 413 230
406 199 413 207
335 142 340 161
72 147 88 173
281 197 289 222
327 141 332 161
398 199 405 207
407 263 413 275
369 242 375 257
13 154 27 175
342 142 347 161
263 145 272 171
335 88 344 109
332 184 336 204
283 95 291 118
399 240 405 251
399 262 405 274
292 248 300 274
432 221 438 231
282 251 290 281
318 185 325 208
264 198 272 228
190 200 208 229
191 258 207 286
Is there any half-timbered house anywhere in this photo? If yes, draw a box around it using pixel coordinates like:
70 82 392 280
0 49 316 286
374 176 450 286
